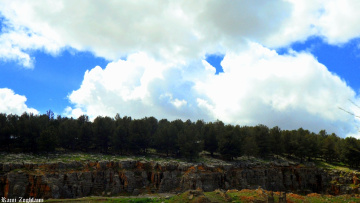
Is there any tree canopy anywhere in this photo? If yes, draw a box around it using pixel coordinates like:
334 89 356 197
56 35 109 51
0 111 359 166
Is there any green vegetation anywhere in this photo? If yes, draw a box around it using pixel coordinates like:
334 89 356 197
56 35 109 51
46 196 162 203
1 111 360 168
0 152 186 164
44 189 360 202
314 160 356 173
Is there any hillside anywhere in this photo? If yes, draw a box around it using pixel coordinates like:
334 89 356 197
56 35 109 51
1 152 360 201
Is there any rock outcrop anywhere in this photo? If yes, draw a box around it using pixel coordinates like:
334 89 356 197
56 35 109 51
0 160 359 199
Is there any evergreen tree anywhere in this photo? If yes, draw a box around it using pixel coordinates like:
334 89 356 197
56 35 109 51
0 113 10 151
218 125 242 160
305 133 319 161
269 126 283 158
253 124 270 158
282 130 296 157
58 118 79 150
1 109 360 168
243 135 259 158
93 116 114 153
17 112 41 153
342 137 360 167
293 128 310 162
37 126 57 152
203 123 218 156
144 116 158 148
77 115 92 152
322 136 336 163
6 114 18 150
128 119 151 154
153 119 178 156
177 123 202 160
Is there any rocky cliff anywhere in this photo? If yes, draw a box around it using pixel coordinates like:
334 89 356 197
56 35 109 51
0 160 359 199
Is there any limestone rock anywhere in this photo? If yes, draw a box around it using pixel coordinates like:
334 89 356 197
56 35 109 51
0 159 358 199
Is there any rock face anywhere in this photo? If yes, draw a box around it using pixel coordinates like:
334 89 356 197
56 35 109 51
0 160 359 199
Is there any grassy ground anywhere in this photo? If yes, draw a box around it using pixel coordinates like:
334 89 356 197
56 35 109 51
45 189 360 203
314 159 358 173
0 151 357 168
0 151 232 165
0 151 184 164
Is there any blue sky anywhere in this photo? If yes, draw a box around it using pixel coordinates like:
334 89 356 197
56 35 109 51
279 37 360 92
0 50 108 114
1 0 360 138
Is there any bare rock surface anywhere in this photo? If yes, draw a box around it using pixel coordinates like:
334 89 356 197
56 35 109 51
1 159 359 199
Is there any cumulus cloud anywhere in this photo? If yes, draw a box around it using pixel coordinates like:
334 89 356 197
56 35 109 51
67 44 359 137
0 0 360 66
0 88 38 114
316 0 360 44
0 13 61 68
2 0 360 137
3 0 360 65
197 43 359 136
66 52 213 121
266 0 360 46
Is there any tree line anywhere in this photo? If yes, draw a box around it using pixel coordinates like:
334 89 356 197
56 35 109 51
0 111 360 167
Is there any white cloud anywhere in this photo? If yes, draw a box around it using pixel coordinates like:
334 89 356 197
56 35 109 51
1 1 360 65
2 0 360 64
67 45 359 137
0 88 38 114
267 0 360 47
196 43 358 136
0 0 299 64
316 0 360 44
1 0 360 137
66 52 213 121
0 16 61 68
